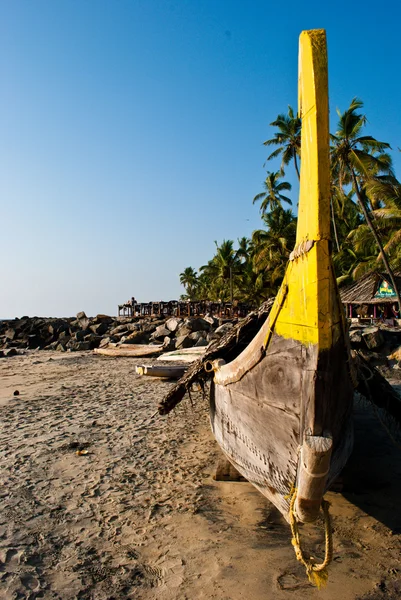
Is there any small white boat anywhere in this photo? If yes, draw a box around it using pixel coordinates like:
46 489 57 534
135 364 187 379
157 347 207 363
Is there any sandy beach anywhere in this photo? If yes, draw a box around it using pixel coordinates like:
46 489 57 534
1 350 401 599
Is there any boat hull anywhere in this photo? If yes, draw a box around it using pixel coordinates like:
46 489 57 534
209 331 354 520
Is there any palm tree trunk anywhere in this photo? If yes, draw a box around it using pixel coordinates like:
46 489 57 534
351 169 401 314
294 154 300 180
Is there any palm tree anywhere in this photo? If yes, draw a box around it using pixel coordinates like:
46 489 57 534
366 175 401 270
333 244 378 286
236 261 271 305
264 106 301 179
365 174 401 210
252 207 297 289
330 98 401 310
179 267 198 300
236 236 251 263
253 171 292 215
200 240 241 303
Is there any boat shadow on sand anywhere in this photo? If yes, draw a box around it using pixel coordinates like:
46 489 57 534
341 399 401 533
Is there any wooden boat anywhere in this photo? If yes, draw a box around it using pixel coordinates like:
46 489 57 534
135 364 188 379
157 347 207 363
94 344 164 357
204 29 354 524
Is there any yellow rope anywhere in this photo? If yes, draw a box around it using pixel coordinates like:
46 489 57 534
288 488 333 589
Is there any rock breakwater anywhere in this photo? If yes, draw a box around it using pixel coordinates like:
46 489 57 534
0 312 236 358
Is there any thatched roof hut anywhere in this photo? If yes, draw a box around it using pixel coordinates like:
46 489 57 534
340 271 401 305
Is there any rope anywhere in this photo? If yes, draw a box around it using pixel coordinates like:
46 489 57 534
288 488 333 589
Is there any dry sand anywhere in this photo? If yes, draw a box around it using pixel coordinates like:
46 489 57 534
1 350 401 600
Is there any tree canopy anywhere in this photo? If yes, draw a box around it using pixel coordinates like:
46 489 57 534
179 99 401 310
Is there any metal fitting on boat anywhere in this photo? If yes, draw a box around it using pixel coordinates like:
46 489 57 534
204 358 226 373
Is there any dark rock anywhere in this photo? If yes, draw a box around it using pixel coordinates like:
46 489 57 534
4 348 18 357
189 331 206 342
175 335 195 349
184 318 211 333
75 329 91 342
139 321 162 334
4 341 22 348
93 314 114 325
47 319 70 337
68 341 92 351
44 341 59 350
5 328 17 341
165 317 182 333
110 324 130 336
381 329 401 350
362 327 384 350
27 334 42 349
126 323 142 332
162 336 176 351
204 314 218 327
176 324 193 337
78 318 90 331
151 325 171 341
89 322 109 336
112 331 131 341
75 311 90 330
121 331 150 344
83 334 103 349
349 329 363 345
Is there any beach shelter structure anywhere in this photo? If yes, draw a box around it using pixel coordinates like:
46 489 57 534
340 271 401 319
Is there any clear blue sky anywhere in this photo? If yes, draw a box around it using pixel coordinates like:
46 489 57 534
1 0 400 317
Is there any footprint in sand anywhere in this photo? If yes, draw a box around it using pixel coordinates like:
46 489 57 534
20 572 41 592
1 548 24 567
276 571 310 591
136 558 184 590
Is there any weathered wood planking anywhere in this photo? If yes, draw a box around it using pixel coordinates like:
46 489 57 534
210 330 354 520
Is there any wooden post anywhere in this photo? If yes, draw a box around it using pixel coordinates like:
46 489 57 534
295 435 333 523
135 365 187 379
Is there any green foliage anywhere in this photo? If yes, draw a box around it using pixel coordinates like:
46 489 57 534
253 171 292 215
264 106 301 179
